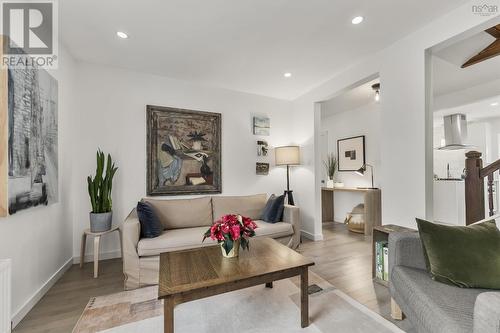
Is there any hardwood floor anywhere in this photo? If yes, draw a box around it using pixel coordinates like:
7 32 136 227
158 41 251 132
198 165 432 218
13 222 394 332
298 222 392 319
13 258 124 333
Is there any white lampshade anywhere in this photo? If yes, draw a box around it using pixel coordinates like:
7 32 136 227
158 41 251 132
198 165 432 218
275 146 300 166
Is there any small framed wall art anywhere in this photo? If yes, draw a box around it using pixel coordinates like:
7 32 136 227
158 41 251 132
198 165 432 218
253 116 270 136
257 140 269 157
256 162 269 175
337 135 365 171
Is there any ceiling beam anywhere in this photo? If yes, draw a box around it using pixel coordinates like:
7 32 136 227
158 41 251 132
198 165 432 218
462 24 500 68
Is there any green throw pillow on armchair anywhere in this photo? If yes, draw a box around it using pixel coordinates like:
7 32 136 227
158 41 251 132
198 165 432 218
416 218 500 289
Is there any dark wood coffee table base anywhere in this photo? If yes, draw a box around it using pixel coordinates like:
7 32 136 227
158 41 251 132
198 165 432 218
162 266 310 332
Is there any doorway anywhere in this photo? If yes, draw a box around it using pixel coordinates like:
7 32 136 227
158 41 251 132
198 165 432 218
428 22 500 225
317 77 381 236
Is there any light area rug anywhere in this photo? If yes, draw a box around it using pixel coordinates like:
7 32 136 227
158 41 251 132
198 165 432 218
73 272 403 333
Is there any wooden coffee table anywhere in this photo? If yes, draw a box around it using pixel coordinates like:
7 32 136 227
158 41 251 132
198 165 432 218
158 238 315 333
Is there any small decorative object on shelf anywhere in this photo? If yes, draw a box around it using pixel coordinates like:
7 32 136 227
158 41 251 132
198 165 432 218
203 214 258 258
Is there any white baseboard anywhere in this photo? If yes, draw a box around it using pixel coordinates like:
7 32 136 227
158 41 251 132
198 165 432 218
12 258 73 328
334 216 345 223
301 230 323 241
73 250 122 265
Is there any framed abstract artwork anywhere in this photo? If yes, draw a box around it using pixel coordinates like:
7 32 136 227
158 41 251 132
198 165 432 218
337 135 365 171
146 105 222 196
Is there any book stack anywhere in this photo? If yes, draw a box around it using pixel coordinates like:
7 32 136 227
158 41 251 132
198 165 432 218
375 241 389 281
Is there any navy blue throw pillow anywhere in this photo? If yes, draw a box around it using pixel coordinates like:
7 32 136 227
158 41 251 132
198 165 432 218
136 201 162 238
261 194 285 223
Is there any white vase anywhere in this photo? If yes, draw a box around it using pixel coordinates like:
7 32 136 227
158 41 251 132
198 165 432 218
334 182 344 188
221 239 240 258
326 179 335 188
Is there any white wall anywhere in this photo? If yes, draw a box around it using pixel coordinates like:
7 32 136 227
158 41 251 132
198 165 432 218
292 2 499 238
0 45 77 326
320 101 381 221
72 62 294 260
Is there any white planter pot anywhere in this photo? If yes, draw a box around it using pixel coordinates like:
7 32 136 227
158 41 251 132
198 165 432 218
326 179 335 188
334 182 344 188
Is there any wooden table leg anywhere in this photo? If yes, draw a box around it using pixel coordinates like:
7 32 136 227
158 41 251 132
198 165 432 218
321 189 334 222
164 296 174 333
80 233 87 268
301 267 309 328
118 229 123 261
265 282 273 288
391 298 403 320
93 235 101 278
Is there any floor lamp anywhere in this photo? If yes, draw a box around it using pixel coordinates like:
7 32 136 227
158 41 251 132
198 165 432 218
275 145 300 205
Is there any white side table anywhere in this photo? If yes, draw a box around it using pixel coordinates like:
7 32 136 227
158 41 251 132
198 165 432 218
80 225 122 278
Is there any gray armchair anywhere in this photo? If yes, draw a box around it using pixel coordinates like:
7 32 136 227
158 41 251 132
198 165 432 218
389 232 500 333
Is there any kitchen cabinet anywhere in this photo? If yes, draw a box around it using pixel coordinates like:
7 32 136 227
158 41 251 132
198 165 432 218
433 180 465 225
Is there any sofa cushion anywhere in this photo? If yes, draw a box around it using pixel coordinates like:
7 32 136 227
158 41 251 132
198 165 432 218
212 194 267 221
143 197 212 229
391 266 486 333
138 226 217 256
416 218 500 289
136 201 162 238
137 220 293 256
261 194 285 223
254 220 293 238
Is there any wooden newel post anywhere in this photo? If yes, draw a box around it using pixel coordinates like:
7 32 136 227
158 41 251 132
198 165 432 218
465 151 484 225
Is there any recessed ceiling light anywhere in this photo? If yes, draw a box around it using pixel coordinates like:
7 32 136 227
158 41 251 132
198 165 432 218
284 72 292 78
491 102 499 106
351 16 364 25
116 31 129 39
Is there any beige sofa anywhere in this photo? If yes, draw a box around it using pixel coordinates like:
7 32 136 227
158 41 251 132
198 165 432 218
121 194 301 290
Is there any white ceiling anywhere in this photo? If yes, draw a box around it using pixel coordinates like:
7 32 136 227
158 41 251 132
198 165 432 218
433 95 500 126
321 78 379 118
60 0 468 100
432 25 500 109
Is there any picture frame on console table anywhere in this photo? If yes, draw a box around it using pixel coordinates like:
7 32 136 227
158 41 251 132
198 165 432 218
337 135 365 171
146 105 221 196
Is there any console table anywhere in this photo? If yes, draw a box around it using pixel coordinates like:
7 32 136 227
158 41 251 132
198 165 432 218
321 187 381 235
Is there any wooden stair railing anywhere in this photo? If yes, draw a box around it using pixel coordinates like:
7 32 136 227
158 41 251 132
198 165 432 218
465 151 500 225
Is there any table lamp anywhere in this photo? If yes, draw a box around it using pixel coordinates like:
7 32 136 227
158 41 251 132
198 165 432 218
355 163 377 189
275 145 300 205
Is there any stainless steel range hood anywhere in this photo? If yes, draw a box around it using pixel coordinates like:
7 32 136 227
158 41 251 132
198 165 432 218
437 114 476 150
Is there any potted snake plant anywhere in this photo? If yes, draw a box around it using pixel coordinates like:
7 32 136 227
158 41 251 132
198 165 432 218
87 150 118 232
323 153 337 188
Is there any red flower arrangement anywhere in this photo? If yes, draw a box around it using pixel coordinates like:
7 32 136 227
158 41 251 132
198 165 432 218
203 214 258 256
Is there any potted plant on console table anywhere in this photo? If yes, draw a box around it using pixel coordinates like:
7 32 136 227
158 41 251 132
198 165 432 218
87 150 118 233
203 214 258 258
324 153 341 188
